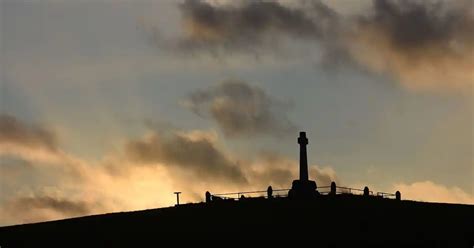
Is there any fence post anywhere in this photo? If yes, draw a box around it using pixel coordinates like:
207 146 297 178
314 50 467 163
396 191 401 201
363 187 369 197
330 182 336 195
267 186 273 199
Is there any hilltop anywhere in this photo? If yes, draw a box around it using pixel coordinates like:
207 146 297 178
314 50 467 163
0 194 472 247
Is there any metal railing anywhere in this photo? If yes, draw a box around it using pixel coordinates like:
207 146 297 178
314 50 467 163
210 185 383 200
333 186 374 195
376 192 396 199
212 189 291 200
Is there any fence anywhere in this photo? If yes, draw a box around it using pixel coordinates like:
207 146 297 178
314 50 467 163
210 185 397 200
376 192 397 199
212 188 291 200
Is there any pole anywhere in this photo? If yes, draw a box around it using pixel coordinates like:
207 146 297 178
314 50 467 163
174 192 181 206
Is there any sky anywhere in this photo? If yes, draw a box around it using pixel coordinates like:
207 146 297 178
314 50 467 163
0 0 473 225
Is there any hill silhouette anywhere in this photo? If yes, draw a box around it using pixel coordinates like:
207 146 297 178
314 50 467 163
0 195 472 247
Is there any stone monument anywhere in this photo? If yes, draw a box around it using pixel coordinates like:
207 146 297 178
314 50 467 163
288 132 318 199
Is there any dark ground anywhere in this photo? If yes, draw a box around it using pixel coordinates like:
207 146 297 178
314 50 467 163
0 194 473 247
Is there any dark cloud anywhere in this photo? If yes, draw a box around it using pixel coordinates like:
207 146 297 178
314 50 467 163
7 195 91 217
147 0 337 56
149 0 472 91
347 0 473 90
125 131 248 184
0 114 58 151
179 0 319 35
364 0 471 50
184 80 296 137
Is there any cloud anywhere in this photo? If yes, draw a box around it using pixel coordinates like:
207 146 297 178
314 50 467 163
9 195 90 216
0 115 114 225
0 192 101 225
149 0 473 91
125 129 248 184
0 116 173 225
0 114 58 152
0 114 85 169
394 181 474 204
183 80 296 137
174 0 336 52
348 0 474 91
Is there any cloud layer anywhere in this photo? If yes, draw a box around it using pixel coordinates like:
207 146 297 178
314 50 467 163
3 195 91 221
152 0 473 91
394 181 474 204
184 80 296 137
125 130 248 184
0 114 58 152
0 196 95 224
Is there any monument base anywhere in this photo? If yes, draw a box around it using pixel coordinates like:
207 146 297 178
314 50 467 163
288 180 319 199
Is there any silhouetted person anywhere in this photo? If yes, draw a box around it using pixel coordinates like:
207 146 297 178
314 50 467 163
396 191 401 201
205 191 211 203
330 182 336 195
267 186 273 198
240 195 246 200
363 186 370 197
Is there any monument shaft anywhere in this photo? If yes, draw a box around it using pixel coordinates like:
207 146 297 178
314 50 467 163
298 132 309 181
